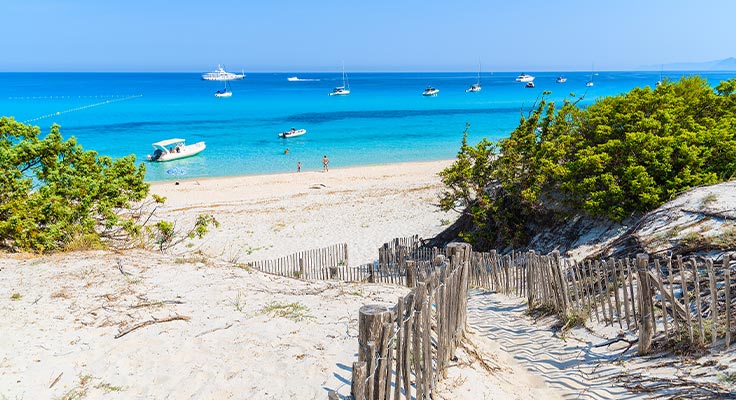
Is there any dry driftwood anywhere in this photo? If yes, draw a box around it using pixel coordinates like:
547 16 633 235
115 314 191 339
129 300 185 309
195 323 234 338
49 371 63 388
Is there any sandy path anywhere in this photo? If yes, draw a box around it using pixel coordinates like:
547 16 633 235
466 291 644 399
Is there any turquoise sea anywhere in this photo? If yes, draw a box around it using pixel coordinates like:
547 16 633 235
1 71 734 181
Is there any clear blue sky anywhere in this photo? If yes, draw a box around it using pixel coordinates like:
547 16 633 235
2 0 734 72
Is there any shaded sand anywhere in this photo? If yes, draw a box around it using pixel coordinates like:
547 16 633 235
467 292 641 399
149 160 458 265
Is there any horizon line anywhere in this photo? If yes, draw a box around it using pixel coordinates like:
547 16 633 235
2 68 736 74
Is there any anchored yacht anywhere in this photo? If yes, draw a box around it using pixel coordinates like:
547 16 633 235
201 65 245 81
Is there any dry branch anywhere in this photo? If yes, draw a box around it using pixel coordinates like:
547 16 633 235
114 314 190 339
195 323 234 338
129 300 185 309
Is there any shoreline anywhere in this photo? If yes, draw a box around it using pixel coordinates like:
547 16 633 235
144 157 457 184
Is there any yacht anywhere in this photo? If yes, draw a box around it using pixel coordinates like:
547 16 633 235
422 86 440 96
328 63 350 96
556 76 567 83
515 73 535 82
525 81 535 88
201 65 245 81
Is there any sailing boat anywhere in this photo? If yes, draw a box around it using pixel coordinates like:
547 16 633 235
585 64 594 87
466 63 482 92
655 65 664 87
215 80 233 97
328 62 350 96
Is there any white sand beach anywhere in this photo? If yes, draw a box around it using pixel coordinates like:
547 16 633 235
0 159 677 399
148 160 460 265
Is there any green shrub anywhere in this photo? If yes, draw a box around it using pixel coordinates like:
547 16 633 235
0 118 149 251
440 77 736 247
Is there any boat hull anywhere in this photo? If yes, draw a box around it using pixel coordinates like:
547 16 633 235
328 89 350 96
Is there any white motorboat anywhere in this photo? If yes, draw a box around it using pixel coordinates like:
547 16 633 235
215 81 233 97
328 63 350 96
278 128 307 138
147 138 206 162
201 65 245 81
422 86 439 96
288 76 320 82
515 73 535 82
556 76 567 83
466 63 482 92
525 81 535 88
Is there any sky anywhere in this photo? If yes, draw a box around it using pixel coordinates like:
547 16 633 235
2 0 735 72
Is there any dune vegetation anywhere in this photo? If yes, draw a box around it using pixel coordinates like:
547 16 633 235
440 77 736 248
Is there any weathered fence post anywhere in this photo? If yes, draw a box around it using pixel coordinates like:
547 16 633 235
358 305 390 362
406 260 417 288
637 253 654 355
726 254 732 350
351 361 366 400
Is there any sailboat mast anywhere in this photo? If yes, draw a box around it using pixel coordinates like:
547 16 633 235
342 62 349 89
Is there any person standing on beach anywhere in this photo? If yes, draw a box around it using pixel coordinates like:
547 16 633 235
322 155 329 172
297 161 301 172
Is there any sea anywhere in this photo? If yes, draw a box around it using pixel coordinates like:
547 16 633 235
1 71 734 181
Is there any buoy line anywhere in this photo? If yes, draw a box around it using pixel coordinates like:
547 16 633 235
22 94 143 123
9 94 142 100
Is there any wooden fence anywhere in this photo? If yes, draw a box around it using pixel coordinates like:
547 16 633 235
251 237 735 398
250 236 447 285
465 250 735 353
250 243 352 280
341 242 471 400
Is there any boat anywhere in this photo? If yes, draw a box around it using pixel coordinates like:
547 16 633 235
525 81 535 88
288 76 320 82
278 128 307 138
214 81 233 98
655 66 663 87
201 65 245 81
586 64 594 87
328 63 350 96
466 63 482 92
515 73 535 82
147 138 206 162
422 86 439 96
556 76 567 83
